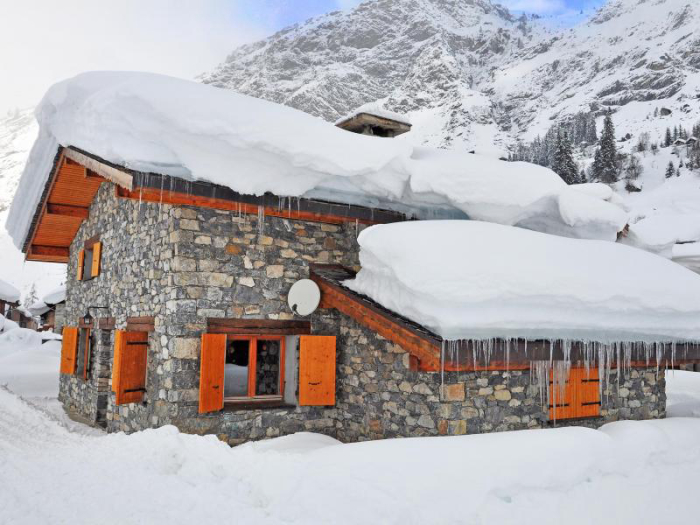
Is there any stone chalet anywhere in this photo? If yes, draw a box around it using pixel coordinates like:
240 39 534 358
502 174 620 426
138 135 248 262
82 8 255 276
14 111 700 444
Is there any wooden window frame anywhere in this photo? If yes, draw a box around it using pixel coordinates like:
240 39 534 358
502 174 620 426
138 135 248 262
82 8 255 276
78 235 101 281
80 328 92 381
224 334 286 406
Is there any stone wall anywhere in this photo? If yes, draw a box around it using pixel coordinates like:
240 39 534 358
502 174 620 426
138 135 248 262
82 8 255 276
59 181 666 443
322 312 666 441
59 181 360 439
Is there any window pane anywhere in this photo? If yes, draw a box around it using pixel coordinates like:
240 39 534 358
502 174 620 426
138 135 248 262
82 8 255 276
84 248 93 279
224 339 249 397
256 339 281 396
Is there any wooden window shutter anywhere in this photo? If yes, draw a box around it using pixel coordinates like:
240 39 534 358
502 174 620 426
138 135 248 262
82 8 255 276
77 249 85 281
549 367 600 420
91 241 102 278
299 335 336 406
112 330 149 405
199 334 226 414
60 327 79 374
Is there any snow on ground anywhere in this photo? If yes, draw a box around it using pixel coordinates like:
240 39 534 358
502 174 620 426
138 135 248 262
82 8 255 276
7 71 628 249
346 220 700 342
3 332 700 524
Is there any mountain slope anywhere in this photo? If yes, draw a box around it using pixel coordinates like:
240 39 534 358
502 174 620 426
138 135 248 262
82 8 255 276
202 0 700 154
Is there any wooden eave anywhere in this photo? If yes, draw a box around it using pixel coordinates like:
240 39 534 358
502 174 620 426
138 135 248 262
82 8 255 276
23 146 134 263
22 146 407 263
336 113 412 136
309 265 700 372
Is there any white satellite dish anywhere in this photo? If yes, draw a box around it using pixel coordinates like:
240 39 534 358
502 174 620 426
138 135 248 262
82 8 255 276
288 279 321 317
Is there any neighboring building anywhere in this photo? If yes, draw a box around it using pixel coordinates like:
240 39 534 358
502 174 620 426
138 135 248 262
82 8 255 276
8 306 38 330
0 278 20 317
29 286 67 333
7 72 700 444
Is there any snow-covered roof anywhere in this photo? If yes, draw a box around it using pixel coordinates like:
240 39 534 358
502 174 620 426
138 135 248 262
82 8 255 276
334 102 412 126
42 286 66 306
345 221 700 343
7 72 627 249
27 301 50 316
0 279 20 303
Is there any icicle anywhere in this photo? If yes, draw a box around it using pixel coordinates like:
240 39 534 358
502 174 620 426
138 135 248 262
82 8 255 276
257 206 265 237
440 340 446 393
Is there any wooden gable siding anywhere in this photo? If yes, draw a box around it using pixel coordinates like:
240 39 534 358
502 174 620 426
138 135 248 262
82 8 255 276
26 154 106 263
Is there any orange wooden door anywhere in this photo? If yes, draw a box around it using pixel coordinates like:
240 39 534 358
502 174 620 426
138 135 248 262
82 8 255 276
199 334 227 413
60 327 79 374
299 335 336 406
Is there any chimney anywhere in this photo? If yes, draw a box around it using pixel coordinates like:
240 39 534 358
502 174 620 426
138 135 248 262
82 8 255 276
335 105 411 138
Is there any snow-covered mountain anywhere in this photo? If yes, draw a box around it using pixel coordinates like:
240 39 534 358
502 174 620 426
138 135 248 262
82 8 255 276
202 0 700 154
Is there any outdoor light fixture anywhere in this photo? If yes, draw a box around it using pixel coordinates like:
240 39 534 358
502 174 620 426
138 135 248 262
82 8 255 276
83 306 109 326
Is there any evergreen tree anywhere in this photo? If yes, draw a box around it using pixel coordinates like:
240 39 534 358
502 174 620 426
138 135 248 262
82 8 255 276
597 113 619 184
673 126 679 141
665 161 675 179
552 131 579 184
664 128 672 147
590 147 603 181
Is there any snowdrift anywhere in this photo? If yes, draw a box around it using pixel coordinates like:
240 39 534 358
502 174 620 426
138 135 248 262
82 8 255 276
345 221 700 342
8 71 628 250
0 277 20 303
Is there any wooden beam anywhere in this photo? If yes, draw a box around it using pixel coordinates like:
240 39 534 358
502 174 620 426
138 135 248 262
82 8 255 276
46 203 89 219
30 245 69 258
126 316 155 332
207 318 311 336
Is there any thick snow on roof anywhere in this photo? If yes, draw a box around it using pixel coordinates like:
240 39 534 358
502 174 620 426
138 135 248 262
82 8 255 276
42 286 66 306
27 301 50 317
0 278 20 303
7 71 627 248
334 101 412 126
345 221 700 343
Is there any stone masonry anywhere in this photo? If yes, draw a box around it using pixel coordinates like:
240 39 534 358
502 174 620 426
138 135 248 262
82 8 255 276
59 181 667 444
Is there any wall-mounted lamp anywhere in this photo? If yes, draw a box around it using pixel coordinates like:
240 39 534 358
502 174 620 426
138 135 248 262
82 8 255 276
83 305 109 326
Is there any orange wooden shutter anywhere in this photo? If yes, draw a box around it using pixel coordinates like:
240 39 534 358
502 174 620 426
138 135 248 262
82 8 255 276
549 367 600 420
299 335 336 406
77 249 85 281
60 327 79 374
112 330 149 405
199 334 226 414
91 241 102 278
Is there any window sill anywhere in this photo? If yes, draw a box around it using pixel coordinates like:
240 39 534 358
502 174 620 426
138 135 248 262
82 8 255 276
223 398 295 411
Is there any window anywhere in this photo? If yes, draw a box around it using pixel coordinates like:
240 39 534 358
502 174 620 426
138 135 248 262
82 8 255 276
224 336 285 400
75 328 93 380
549 367 601 420
199 331 336 414
77 239 102 281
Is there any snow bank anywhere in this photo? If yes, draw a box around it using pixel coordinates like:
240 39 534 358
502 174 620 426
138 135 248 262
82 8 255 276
666 370 700 418
7 71 628 248
0 277 20 303
3 382 700 525
0 327 44 348
345 221 700 342
42 285 66 305
0 313 19 333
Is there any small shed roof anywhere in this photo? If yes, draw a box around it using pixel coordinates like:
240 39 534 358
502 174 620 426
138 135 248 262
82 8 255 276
0 279 20 304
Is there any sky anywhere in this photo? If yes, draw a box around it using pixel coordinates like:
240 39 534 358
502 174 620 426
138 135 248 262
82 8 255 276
0 0 605 114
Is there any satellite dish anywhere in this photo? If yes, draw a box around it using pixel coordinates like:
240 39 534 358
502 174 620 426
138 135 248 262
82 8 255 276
288 279 321 317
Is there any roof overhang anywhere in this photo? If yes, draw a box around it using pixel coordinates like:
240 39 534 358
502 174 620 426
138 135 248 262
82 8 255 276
22 146 134 263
